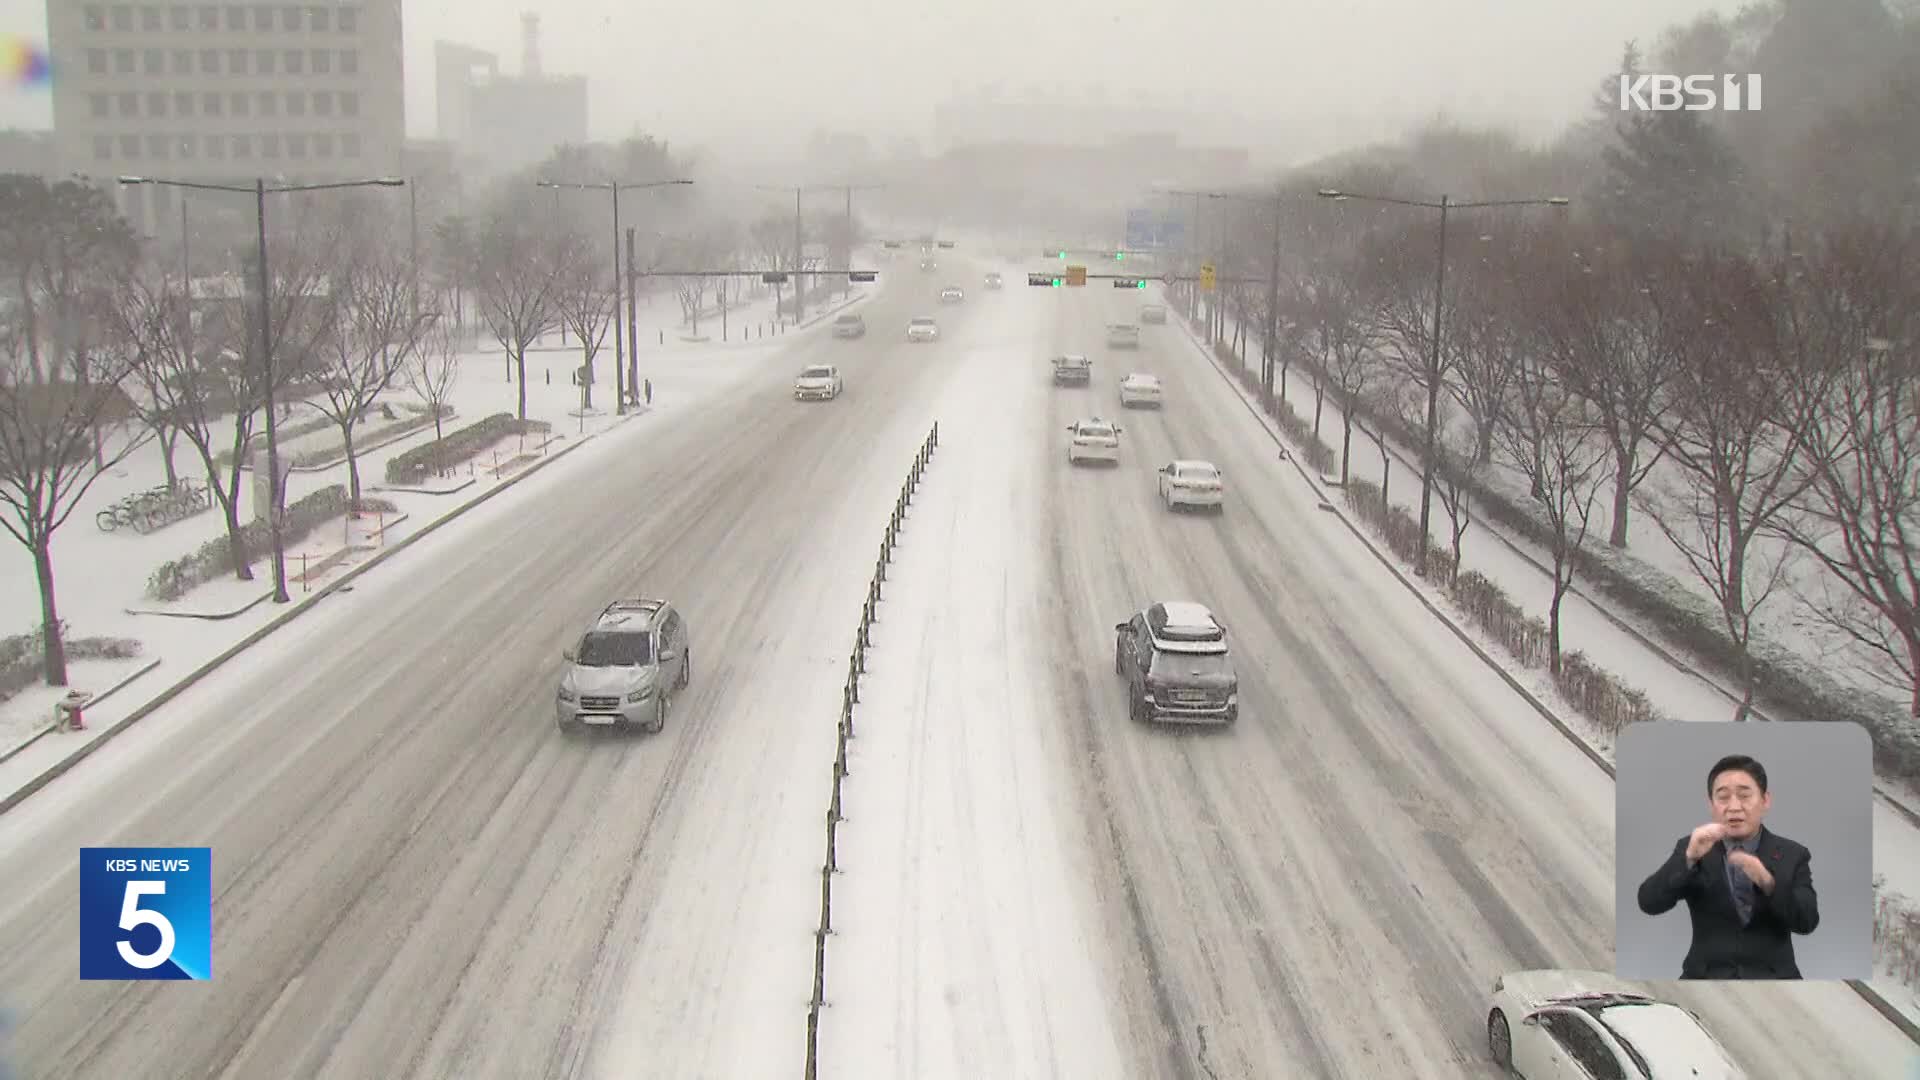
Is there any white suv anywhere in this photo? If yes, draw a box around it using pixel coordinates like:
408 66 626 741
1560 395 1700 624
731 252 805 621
1066 418 1122 465
556 599 691 734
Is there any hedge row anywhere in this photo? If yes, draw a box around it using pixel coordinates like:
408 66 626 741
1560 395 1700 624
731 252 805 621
1875 878 1920 989
0 620 143 704
1261 343 1920 780
384 413 553 485
212 412 335 470
144 485 399 601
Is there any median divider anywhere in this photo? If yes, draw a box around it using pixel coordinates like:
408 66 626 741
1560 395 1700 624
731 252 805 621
803 420 938 1080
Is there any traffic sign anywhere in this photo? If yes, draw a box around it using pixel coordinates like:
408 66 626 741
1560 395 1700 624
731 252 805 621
1113 278 1146 289
1065 264 1088 287
847 270 877 283
1200 263 1217 291
1028 272 1060 287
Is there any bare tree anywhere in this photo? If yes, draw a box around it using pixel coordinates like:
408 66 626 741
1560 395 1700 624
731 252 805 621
1396 390 1480 583
1296 263 1374 450
404 317 461 444
1 288 147 685
551 230 614 411
1353 380 1413 509
1642 247 1831 719
1444 246 1525 466
307 240 427 503
474 201 566 420
1497 349 1613 674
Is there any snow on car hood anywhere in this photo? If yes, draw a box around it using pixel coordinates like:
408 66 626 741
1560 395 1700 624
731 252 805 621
565 665 651 695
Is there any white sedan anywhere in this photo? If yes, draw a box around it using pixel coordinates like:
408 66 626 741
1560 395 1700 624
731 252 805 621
793 364 842 400
1158 460 1223 511
1066 419 1122 465
1487 970 1745 1079
1119 373 1163 408
907 317 939 342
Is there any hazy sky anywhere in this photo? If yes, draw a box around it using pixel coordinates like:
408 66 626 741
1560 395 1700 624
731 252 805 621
0 0 1744 160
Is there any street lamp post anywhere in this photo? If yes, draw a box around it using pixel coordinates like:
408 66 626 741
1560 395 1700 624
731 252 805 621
756 182 883 325
119 174 407 604
1163 186 1288 410
537 178 692 412
1316 188 1569 575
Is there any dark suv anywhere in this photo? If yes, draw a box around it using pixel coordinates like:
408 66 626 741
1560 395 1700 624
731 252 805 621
556 598 691 734
1114 601 1238 725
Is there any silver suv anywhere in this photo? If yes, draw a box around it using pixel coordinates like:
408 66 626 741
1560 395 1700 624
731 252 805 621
556 598 691 734
1114 601 1238 725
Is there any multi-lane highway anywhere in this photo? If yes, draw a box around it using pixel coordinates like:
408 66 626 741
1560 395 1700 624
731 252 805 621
0 251 1912 1078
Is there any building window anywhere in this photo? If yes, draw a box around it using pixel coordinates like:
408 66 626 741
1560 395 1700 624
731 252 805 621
340 91 358 117
120 134 141 157
207 134 225 158
145 92 166 116
287 133 306 158
173 49 192 74
282 5 302 31
93 135 113 161
174 91 194 116
178 136 197 159
114 49 135 74
141 6 163 32
339 49 357 75
202 92 221 115
227 49 248 74
261 134 280 158
117 91 137 115
87 49 107 74
283 49 302 74
311 49 329 74
111 6 134 32
199 5 218 30
286 91 305 116
341 132 359 157
232 134 251 158
254 49 275 75
230 91 249 115
313 132 333 157
88 93 109 118
257 91 276 115
199 49 219 74
143 49 164 74
170 5 190 30
84 6 106 31
225 5 245 29
338 6 357 33
308 6 328 32
251 5 272 31
147 134 170 159
312 90 332 115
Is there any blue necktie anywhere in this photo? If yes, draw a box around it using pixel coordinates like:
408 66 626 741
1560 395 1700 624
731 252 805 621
1729 849 1755 924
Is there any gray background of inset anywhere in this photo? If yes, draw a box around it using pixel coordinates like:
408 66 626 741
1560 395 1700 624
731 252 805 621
1614 721 1873 981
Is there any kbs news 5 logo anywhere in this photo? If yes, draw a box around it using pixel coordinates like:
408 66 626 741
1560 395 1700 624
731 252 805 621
79 848 211 980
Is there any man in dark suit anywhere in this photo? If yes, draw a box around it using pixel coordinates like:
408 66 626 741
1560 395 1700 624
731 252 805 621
1636 753 1820 979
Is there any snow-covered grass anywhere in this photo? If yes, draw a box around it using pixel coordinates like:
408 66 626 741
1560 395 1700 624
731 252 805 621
816 339 1126 1078
1184 306 1920 1020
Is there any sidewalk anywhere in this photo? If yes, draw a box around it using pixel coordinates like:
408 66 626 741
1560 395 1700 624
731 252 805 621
816 342 1126 1079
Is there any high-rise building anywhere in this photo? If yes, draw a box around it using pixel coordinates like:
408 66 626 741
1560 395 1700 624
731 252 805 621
44 1 406 232
434 14 587 178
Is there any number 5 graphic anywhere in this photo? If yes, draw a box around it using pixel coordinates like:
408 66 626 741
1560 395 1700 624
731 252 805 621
116 881 175 969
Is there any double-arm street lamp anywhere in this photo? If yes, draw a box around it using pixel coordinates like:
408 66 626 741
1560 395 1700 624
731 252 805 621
537 178 693 413
119 173 407 603
755 182 883 324
1316 188 1570 573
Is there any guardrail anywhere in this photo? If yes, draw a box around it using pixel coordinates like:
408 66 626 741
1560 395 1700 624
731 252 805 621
803 420 939 1080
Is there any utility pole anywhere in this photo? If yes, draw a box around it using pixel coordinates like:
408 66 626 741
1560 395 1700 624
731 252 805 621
843 185 853 300
408 180 419 321
1264 187 1281 412
794 187 804 324
626 227 639 401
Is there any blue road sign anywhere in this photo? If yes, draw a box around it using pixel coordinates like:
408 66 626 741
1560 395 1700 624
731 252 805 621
1126 210 1186 250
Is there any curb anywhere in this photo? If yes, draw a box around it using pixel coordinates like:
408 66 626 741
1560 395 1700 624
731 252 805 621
0 428 607 818
370 478 480 497
0 657 164 767
126 591 273 621
1173 310 1920 1044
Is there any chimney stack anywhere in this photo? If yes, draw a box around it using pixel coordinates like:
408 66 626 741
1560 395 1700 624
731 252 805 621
521 13 541 78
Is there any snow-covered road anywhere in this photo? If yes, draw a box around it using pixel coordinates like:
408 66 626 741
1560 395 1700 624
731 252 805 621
0 259 1914 1079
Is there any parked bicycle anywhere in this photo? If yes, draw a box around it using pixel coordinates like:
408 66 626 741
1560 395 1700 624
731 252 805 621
95 478 212 534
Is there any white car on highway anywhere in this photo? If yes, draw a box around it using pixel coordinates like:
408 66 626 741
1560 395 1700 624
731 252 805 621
1158 460 1223 512
1106 323 1141 348
907 316 939 342
1119 372 1163 408
793 364 842 400
940 285 965 303
1487 970 1745 1080
1066 418 1122 465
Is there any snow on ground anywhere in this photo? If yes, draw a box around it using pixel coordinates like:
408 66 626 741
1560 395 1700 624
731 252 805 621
0 286 870 774
1184 305 1920 1021
816 339 1126 1078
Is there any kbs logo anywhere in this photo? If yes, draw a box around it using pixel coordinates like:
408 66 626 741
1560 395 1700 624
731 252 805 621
79 847 211 980
1619 74 1762 112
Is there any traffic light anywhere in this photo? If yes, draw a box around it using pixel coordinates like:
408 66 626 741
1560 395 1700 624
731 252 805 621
847 270 876 283
1065 264 1087 287
1200 263 1217 291
1114 278 1146 289
1028 272 1061 287
761 271 789 284
1113 251 1125 260
937 240 955 249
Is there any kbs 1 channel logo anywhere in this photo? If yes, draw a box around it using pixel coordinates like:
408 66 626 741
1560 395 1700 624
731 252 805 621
79 847 211 980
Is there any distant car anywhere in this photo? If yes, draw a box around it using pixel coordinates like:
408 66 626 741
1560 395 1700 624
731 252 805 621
984 272 1003 289
940 285 965 303
907 316 940 342
1066 417 1122 465
1119 372 1163 408
1113 601 1238 725
831 313 866 338
1140 303 1167 324
1052 353 1092 385
1487 970 1745 1080
793 364 843 400
919 258 937 272
1107 323 1141 348
556 599 691 735
1159 460 1223 512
